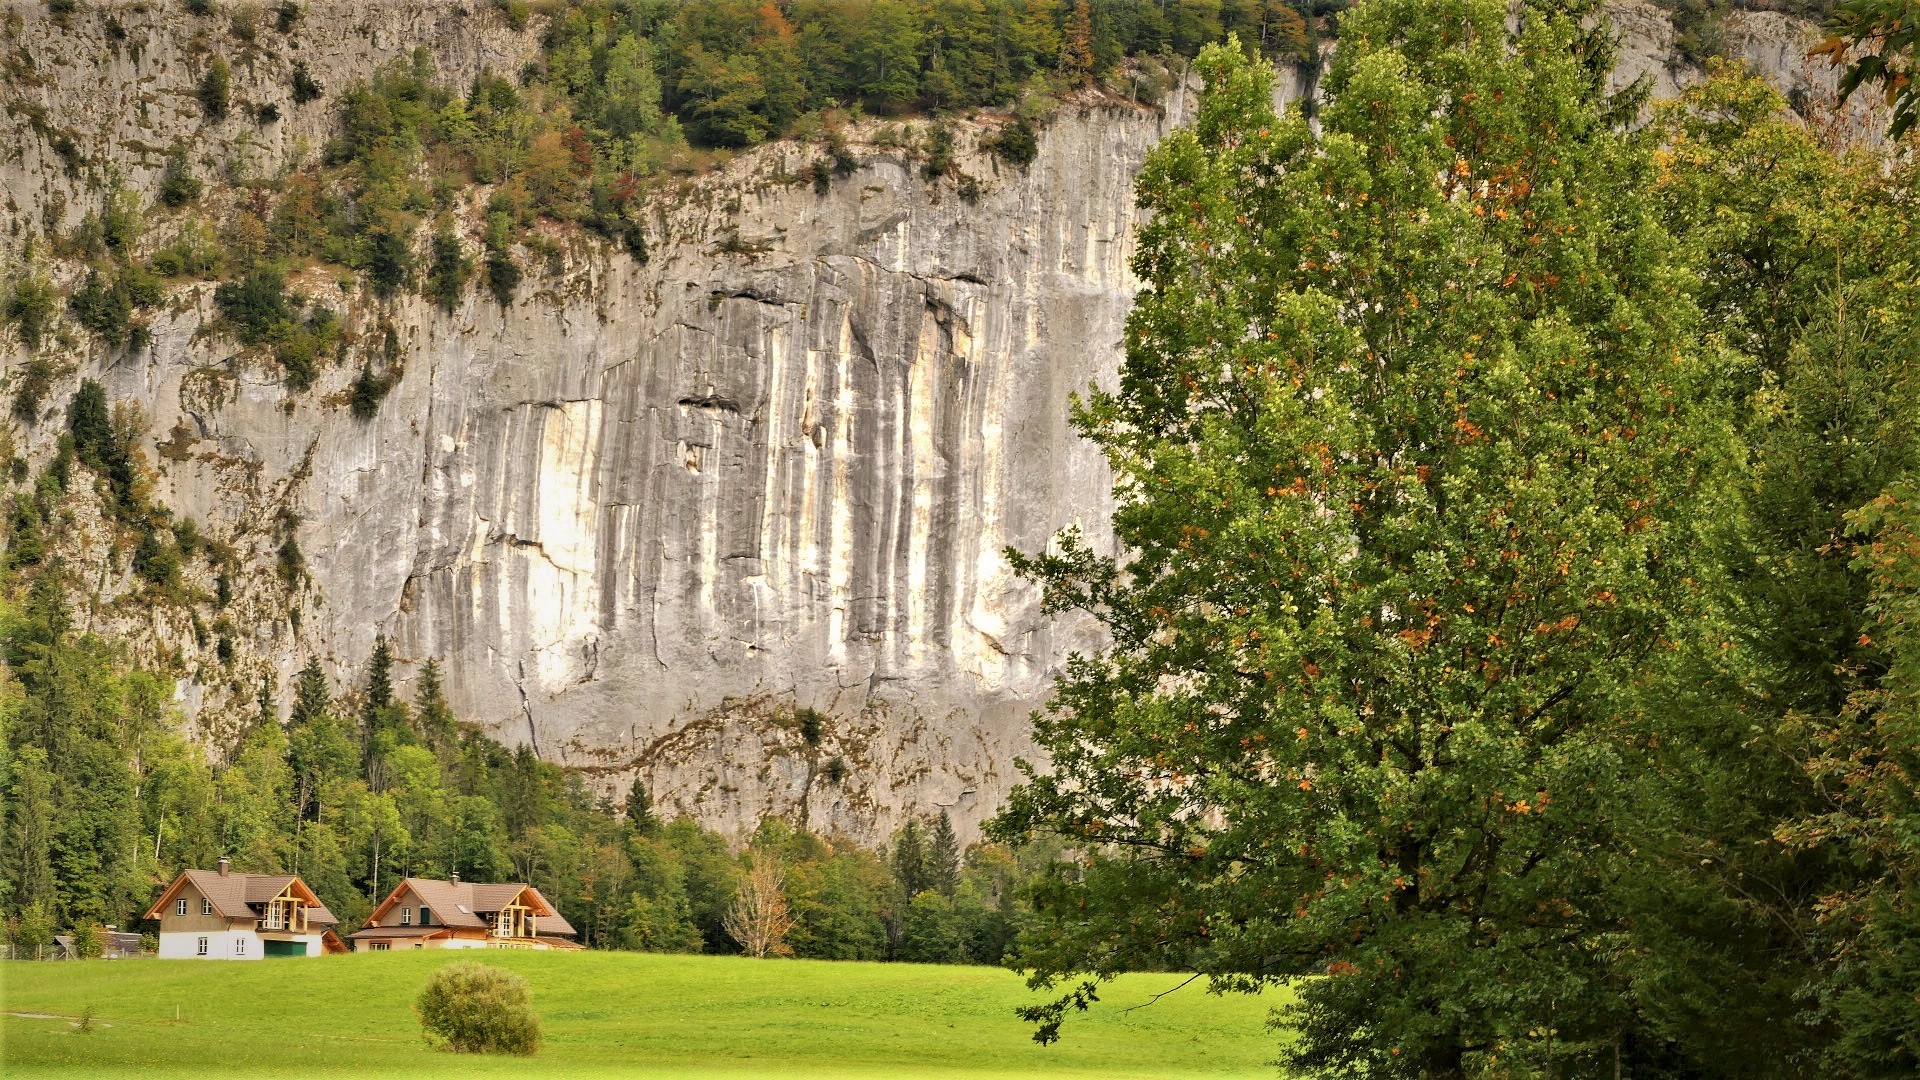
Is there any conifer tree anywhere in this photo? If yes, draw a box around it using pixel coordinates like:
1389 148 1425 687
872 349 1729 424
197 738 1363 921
289 657 329 727
926 811 960 897
624 777 657 835
890 818 928 897
412 658 457 752
1061 0 1095 84
255 676 277 728
363 636 394 717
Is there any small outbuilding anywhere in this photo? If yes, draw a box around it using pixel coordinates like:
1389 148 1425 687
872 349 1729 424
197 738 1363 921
51 928 143 959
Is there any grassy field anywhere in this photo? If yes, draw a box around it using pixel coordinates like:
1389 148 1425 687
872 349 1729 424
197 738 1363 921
1 951 1287 1078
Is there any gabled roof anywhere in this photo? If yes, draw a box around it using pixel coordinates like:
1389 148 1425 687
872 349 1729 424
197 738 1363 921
142 868 340 926
345 924 453 941
367 878 576 936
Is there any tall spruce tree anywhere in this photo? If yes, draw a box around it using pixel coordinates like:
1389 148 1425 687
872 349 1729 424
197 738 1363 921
926 811 960 898
285 657 353 825
890 818 929 897
362 635 394 720
289 657 329 727
412 658 457 752
993 6 1731 1075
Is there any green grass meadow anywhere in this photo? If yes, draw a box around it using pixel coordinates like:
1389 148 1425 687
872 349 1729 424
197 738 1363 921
1 951 1287 1078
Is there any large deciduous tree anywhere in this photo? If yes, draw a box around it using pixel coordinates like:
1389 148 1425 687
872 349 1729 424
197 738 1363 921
994 3 1733 1075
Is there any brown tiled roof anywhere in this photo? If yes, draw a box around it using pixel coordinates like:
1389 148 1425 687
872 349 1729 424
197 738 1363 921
346 924 453 940
469 883 528 912
525 889 577 937
375 879 576 937
178 869 256 919
143 868 339 925
242 875 296 903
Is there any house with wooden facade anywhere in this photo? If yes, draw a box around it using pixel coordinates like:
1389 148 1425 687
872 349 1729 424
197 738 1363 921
347 875 579 951
142 858 346 959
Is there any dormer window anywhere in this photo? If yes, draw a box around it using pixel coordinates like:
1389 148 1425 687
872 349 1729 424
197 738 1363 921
175 899 187 917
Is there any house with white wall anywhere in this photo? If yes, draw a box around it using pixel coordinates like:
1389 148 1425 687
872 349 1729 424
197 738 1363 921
347 875 578 951
143 858 344 959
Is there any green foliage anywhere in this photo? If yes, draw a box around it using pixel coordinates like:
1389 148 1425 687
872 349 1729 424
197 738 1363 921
415 962 541 1055
212 264 293 345
985 118 1038 168
9 902 56 959
889 818 929 897
158 148 204 208
484 213 521 307
198 57 231 120
275 534 304 587
363 223 413 299
362 634 395 721
210 264 340 390
69 263 162 348
149 222 223 279
794 707 824 747
996 8 1735 1074
349 362 390 419
99 187 141 254
623 777 656 834
925 812 959 897
1821 0 1920 138
64 381 113 474
131 525 182 590
425 231 471 312
497 0 530 31
11 356 56 423
1667 0 1730 64
5 269 59 351
290 62 323 104
921 124 956 180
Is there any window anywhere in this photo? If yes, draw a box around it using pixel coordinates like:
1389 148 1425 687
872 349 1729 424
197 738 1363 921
370 942 390 952
413 943 424 949
202 898 213 916
196 936 208 956
400 907 412 926
175 898 188 917
235 938 246 956
420 907 431 926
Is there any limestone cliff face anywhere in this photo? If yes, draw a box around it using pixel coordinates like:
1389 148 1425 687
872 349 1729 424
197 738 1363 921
0 2 1854 841
280 106 1184 839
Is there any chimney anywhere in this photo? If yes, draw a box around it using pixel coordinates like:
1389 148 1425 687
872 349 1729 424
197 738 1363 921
218 857 230 877
451 870 460 885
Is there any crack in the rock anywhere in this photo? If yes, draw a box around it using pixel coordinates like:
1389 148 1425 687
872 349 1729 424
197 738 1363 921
676 394 741 414
514 659 541 756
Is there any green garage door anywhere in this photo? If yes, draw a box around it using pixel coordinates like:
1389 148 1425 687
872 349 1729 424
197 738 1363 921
263 939 308 958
